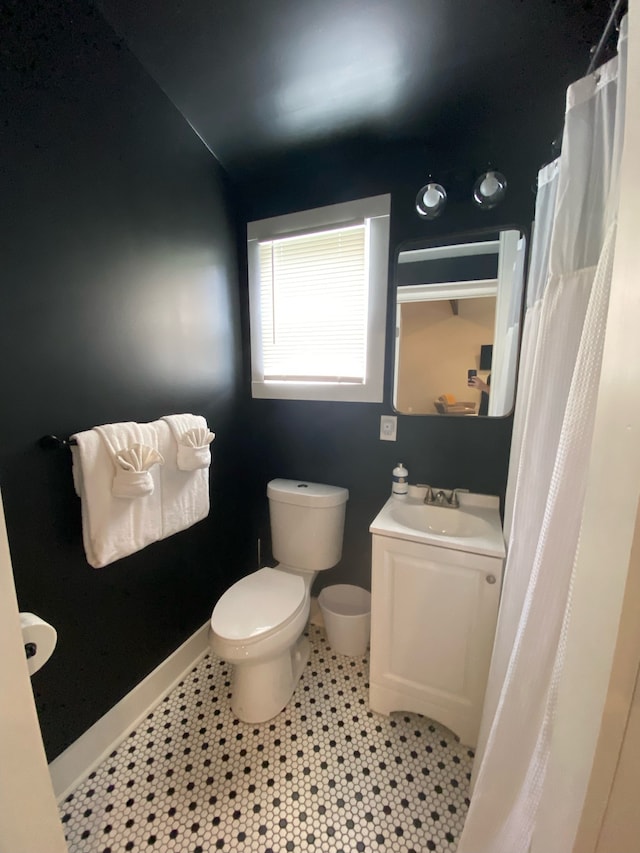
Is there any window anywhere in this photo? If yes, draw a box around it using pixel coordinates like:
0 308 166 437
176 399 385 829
247 194 391 402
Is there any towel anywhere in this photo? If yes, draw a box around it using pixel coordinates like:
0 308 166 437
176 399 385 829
71 424 164 568
162 414 215 471
95 423 164 498
155 418 210 536
111 444 164 498
71 418 211 568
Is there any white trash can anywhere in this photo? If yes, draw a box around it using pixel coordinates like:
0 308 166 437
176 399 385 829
318 584 371 657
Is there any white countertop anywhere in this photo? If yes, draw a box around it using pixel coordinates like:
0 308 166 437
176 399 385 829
369 487 506 559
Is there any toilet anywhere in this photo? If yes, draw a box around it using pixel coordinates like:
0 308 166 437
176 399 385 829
210 478 349 723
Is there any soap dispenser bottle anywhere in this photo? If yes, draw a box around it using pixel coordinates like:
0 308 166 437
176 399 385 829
392 462 409 498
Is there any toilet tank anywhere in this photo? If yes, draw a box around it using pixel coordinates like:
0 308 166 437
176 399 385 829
267 479 349 572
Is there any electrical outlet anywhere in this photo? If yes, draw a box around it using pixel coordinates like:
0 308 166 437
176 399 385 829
380 415 397 441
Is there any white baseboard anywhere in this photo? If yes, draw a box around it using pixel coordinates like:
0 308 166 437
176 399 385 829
49 622 210 803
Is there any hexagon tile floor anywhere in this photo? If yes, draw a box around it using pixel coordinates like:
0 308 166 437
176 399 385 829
60 626 473 853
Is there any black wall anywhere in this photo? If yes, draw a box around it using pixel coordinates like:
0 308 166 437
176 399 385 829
0 1 248 759
233 121 558 594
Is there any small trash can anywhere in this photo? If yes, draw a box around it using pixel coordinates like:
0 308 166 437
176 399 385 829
318 584 371 656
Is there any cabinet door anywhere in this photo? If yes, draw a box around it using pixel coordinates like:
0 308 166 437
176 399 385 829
370 535 501 746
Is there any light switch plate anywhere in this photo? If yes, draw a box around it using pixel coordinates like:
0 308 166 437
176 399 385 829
380 415 397 441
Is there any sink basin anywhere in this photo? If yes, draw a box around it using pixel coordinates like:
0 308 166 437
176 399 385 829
370 490 506 557
389 502 494 539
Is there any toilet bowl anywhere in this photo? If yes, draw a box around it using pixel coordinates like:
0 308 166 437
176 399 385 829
210 567 310 722
209 478 349 723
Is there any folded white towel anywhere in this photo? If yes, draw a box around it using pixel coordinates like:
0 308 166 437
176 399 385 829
71 418 210 568
162 414 215 471
112 444 164 498
96 424 164 498
71 425 164 568
115 443 164 472
154 419 210 536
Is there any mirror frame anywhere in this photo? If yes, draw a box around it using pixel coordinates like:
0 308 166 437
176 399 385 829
391 224 529 419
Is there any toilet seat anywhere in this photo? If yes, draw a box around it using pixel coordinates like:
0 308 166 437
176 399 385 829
211 567 306 642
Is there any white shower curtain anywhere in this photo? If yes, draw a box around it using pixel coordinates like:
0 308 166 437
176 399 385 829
458 17 628 853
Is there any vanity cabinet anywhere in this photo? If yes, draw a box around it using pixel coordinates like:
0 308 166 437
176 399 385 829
369 533 502 747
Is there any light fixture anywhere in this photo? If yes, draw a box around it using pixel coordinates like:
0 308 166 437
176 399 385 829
415 181 447 219
473 170 507 209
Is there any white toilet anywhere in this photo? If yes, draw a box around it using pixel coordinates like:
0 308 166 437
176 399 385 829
210 478 349 723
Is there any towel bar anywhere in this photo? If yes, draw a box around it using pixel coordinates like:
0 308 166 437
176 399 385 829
39 435 77 449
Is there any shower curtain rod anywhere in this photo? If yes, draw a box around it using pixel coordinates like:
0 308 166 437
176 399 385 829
539 0 627 177
587 0 626 75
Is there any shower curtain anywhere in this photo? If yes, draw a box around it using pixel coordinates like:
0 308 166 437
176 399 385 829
458 17 628 853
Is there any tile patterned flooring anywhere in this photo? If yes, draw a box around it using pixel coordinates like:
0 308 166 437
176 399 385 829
60 626 473 853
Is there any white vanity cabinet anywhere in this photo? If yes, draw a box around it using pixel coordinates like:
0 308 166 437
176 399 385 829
369 530 503 748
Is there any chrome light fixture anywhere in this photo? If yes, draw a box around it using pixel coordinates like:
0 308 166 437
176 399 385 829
415 181 447 219
473 170 507 209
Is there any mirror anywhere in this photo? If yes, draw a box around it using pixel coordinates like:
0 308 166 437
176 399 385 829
393 228 526 417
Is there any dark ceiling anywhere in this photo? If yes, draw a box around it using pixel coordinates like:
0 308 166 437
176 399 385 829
96 0 613 177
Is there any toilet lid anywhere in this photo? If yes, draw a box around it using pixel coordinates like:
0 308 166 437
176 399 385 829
211 568 306 641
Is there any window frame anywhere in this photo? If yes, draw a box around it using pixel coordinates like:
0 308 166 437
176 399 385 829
247 194 391 403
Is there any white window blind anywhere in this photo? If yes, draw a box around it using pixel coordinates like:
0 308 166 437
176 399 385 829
258 224 368 384
247 194 390 403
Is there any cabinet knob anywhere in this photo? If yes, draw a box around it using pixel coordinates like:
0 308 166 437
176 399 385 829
486 574 497 585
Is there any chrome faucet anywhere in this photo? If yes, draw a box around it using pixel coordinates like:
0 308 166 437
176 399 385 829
421 486 468 509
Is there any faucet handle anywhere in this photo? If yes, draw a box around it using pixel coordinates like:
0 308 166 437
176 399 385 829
416 484 434 503
450 488 469 508
426 486 434 502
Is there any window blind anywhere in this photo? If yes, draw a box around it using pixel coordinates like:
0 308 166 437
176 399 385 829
258 223 368 383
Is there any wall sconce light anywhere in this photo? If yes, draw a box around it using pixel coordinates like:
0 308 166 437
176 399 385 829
473 170 507 209
415 181 447 219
